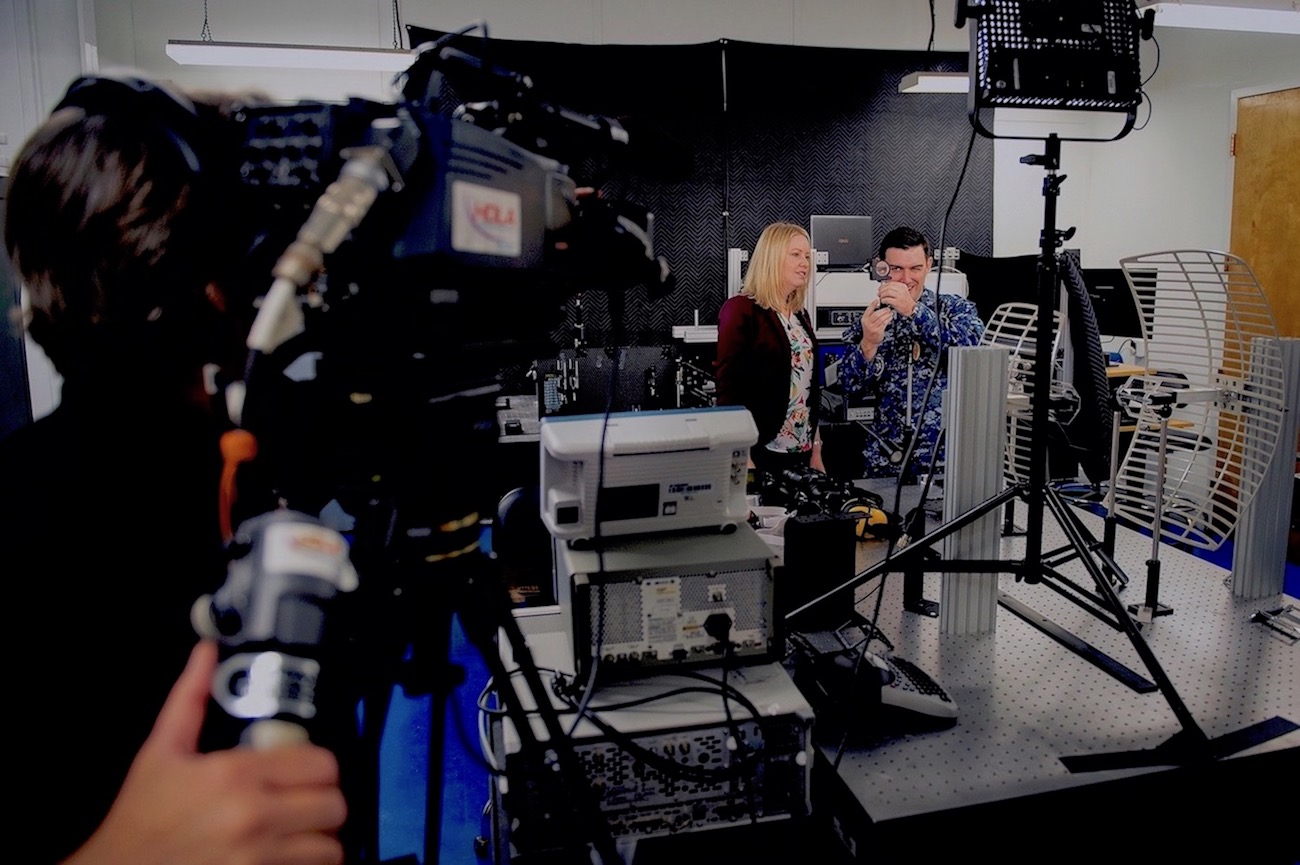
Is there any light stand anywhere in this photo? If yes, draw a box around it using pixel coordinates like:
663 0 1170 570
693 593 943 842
788 0 1297 771
793 129 1297 770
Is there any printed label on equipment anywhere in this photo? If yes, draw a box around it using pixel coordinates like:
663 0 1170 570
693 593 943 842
642 577 682 642
262 522 358 590
451 180 521 257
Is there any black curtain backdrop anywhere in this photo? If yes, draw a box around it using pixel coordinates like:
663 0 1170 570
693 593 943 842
408 27 992 359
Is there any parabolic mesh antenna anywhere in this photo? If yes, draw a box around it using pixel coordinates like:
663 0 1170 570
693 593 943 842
1111 249 1287 550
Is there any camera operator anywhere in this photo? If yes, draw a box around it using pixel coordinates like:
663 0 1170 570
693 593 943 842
1 75 346 864
836 226 984 480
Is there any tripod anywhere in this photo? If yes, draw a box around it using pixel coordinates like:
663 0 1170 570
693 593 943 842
229 355 626 864
789 133 1297 771
331 395 625 865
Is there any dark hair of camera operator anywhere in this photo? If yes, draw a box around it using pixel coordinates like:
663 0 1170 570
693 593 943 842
714 222 824 477
0 80 346 865
836 226 985 479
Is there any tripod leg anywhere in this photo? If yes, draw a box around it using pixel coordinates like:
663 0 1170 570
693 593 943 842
449 550 624 864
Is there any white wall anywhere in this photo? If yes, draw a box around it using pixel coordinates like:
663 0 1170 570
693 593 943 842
3 0 1297 417
82 0 967 103
1 0 94 420
992 28 1300 267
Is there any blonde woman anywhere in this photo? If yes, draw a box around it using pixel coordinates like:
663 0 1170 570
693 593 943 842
714 221 824 478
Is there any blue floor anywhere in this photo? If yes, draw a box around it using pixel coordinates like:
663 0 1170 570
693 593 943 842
436 617 493 863
377 614 491 864
1189 539 1300 598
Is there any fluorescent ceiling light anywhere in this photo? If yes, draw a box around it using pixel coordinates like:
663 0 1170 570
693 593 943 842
899 71 970 94
1137 3 1300 34
165 39 416 72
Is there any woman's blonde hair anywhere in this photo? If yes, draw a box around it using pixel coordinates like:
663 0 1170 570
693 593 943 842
742 222 812 312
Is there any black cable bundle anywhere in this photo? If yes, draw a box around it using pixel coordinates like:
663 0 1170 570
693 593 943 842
1057 249 1114 486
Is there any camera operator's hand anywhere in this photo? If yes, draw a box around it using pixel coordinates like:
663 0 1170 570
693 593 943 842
63 641 347 865
858 298 895 362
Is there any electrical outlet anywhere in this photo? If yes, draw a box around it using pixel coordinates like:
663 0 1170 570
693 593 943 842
815 250 829 265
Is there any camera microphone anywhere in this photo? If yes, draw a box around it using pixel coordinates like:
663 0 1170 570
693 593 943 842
431 47 691 180
418 45 534 103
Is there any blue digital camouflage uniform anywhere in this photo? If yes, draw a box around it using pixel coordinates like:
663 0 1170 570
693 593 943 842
838 288 985 479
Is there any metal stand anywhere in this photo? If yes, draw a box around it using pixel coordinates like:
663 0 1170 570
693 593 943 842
257 395 624 865
788 134 1297 771
1099 407 1130 592
1127 412 1175 623
902 428 943 618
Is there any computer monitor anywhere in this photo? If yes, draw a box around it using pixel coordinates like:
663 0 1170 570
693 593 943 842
1080 267 1155 339
954 251 1041 325
811 215 874 271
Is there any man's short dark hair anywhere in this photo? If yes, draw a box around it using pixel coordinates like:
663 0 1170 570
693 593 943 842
878 226 932 262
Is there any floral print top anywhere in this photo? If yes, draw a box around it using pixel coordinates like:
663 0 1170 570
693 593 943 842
766 310 815 455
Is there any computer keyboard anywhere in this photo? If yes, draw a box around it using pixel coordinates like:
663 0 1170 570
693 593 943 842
862 651 958 721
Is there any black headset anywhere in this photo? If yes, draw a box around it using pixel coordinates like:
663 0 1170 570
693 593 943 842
45 73 249 368
53 73 214 179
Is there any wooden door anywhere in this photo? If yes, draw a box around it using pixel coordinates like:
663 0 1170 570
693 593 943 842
1230 87 1299 338
1229 87 1299 571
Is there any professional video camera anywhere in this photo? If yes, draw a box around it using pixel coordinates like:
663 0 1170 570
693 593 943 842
221 29 676 522
190 28 681 863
